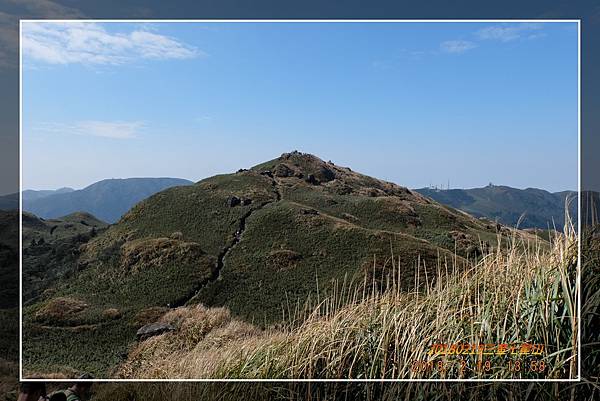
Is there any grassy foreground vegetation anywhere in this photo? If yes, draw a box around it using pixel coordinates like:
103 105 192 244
83 225 598 401
116 220 578 380
78 224 600 401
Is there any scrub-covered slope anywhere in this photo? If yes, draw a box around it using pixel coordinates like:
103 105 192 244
23 151 506 377
22 212 108 303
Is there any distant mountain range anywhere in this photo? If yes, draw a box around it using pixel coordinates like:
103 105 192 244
0 177 595 230
0 188 76 210
415 185 578 230
0 178 193 223
24 187 75 201
0 193 17 211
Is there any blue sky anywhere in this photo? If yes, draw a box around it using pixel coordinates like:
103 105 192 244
22 21 578 192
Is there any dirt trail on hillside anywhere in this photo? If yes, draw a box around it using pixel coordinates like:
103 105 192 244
171 177 282 308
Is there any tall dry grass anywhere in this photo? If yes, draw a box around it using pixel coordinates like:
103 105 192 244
215 227 577 379
116 221 578 380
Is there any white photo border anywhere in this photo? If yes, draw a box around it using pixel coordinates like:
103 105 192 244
19 18 582 383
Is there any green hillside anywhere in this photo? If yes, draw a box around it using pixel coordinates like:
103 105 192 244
0 211 19 380
23 152 514 377
0 211 18 310
22 212 108 303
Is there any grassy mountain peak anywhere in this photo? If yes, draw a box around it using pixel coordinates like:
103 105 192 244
23 152 525 377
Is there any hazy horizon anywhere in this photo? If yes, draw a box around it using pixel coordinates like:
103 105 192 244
21 21 578 194
18 164 578 195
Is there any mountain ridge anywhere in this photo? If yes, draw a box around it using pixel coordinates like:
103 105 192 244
21 177 193 223
415 185 578 230
1 176 582 232
24 151 517 376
